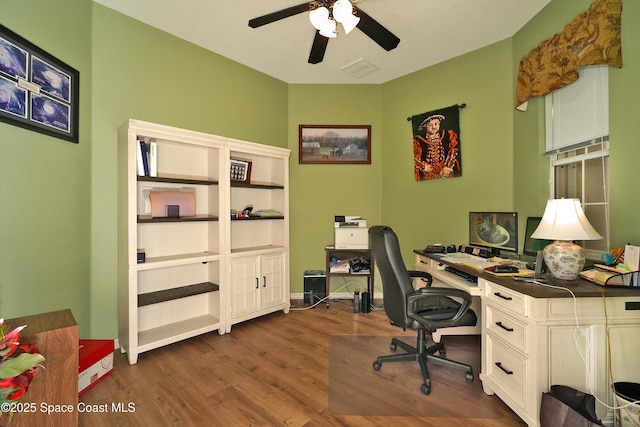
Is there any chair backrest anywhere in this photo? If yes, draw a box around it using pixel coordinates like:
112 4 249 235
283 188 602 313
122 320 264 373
369 226 415 328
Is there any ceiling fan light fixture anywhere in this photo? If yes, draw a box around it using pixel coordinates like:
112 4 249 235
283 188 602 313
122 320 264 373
319 19 337 38
332 0 352 20
332 0 359 34
309 7 330 31
339 13 360 34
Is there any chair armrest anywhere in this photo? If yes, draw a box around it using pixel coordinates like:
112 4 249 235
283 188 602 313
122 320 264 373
407 287 472 326
407 270 432 287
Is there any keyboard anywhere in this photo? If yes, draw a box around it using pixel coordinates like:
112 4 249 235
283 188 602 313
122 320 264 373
444 266 478 283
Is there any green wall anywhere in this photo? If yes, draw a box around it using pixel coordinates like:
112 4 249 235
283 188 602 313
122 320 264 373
0 1 288 338
89 5 288 337
380 39 515 265
512 0 640 248
0 0 92 333
288 85 382 294
1 0 638 339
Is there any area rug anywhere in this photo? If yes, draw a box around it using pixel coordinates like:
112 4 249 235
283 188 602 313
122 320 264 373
328 334 502 418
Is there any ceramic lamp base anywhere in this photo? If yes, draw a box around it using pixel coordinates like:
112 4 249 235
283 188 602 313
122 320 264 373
542 240 585 281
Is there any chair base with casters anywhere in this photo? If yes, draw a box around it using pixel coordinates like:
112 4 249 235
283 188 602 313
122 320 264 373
372 329 474 395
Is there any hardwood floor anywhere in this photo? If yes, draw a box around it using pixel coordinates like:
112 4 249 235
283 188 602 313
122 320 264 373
79 301 526 426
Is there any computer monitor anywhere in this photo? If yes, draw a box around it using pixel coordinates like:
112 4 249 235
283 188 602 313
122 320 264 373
469 212 518 256
523 216 553 256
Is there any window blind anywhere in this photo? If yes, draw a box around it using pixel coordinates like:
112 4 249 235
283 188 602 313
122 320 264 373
544 65 609 155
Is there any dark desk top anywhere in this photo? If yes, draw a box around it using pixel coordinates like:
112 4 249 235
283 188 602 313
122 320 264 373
414 249 640 299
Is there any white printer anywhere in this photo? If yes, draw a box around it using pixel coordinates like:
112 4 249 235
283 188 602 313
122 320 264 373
334 216 368 249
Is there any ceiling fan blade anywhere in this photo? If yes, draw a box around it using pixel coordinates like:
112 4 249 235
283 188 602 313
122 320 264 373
354 6 400 51
249 3 313 28
308 31 329 64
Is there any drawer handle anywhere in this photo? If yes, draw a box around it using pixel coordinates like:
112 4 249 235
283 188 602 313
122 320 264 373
494 292 513 301
255 278 259 289
495 362 513 375
263 276 267 287
495 321 514 332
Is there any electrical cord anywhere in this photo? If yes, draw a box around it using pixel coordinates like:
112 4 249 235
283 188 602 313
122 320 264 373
291 281 361 311
292 277 383 312
532 279 640 411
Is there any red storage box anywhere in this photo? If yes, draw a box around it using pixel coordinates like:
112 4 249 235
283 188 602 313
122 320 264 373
78 339 114 395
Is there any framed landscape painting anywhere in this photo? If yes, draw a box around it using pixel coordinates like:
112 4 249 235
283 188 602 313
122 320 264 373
299 125 371 164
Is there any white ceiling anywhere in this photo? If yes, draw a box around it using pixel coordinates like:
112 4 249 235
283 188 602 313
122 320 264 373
93 0 551 84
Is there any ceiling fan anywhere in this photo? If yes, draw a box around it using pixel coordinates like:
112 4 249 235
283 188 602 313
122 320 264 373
248 0 400 64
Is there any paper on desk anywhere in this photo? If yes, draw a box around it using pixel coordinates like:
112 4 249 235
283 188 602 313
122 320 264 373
460 261 499 270
438 253 495 271
593 263 637 286
580 268 626 286
441 253 488 264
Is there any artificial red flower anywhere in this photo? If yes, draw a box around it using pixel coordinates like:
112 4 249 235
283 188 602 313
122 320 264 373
0 320 44 413
0 369 35 401
19 343 41 355
0 320 26 358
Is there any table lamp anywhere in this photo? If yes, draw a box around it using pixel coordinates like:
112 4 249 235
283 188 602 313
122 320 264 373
531 198 603 281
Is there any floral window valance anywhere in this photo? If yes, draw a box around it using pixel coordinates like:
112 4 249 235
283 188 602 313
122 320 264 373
516 0 622 111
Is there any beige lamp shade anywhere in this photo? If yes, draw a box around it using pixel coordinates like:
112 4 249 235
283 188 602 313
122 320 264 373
531 198 602 241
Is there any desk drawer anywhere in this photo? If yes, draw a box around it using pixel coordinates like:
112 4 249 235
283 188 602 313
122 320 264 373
415 255 438 272
484 281 526 316
485 306 527 353
485 333 527 411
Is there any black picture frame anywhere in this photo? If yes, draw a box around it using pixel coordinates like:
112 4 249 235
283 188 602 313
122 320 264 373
230 158 252 183
0 24 79 143
299 125 371 164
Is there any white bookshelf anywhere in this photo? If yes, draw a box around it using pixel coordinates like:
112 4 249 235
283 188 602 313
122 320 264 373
118 120 290 364
226 139 290 332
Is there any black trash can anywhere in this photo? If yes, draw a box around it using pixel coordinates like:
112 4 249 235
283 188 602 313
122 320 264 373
614 382 640 427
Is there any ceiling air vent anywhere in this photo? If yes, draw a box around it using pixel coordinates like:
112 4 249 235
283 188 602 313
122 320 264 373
341 58 380 78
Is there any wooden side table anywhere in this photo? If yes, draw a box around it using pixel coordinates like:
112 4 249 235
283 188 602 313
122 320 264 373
5 309 78 427
324 247 374 308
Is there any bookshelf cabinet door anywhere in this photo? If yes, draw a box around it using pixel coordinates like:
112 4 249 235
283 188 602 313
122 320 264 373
230 256 260 318
261 252 287 310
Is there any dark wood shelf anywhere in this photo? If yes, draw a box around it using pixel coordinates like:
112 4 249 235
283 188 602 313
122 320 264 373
138 214 219 223
231 216 285 221
326 272 371 276
138 174 218 185
231 181 284 190
138 282 220 307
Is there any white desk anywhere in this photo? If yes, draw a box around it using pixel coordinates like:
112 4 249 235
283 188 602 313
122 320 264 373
415 250 640 427
414 252 484 340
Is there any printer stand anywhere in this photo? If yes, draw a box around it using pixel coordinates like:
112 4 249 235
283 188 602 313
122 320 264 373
325 248 374 308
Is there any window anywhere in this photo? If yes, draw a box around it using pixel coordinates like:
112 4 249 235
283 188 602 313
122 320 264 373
545 65 609 257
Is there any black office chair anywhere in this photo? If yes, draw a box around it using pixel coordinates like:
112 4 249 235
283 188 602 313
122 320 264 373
369 225 477 395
